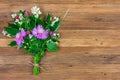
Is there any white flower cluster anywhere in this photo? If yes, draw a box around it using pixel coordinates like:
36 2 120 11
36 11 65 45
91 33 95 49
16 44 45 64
51 17 59 26
15 20 23 25
47 39 58 45
2 30 11 37
47 33 60 44
11 13 24 25
11 13 17 18
11 13 23 20
31 6 42 18
29 34 33 39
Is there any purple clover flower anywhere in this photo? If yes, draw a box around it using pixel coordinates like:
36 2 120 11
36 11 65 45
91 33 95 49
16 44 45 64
32 25 48 39
15 29 26 45
24 11 29 16
16 15 20 20
49 30 54 36
26 30 30 35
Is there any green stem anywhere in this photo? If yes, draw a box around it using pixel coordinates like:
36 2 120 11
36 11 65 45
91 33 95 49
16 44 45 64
33 54 41 75
33 48 45 75
61 9 69 22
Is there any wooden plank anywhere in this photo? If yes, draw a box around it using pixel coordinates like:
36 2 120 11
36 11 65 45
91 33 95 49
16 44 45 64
0 0 120 80
0 54 120 64
0 4 120 30
0 72 119 80
0 0 120 4
37 0 120 4
0 64 120 73
1 11 120 23
1 7 120 21
58 30 120 39
0 47 120 56
0 38 120 47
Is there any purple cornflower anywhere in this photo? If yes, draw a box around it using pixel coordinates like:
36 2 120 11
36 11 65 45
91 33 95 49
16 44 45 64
15 29 26 45
32 25 48 39
20 29 26 37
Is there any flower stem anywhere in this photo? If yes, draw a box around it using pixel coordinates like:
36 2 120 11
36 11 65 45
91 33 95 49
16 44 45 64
33 54 41 75
33 65 40 75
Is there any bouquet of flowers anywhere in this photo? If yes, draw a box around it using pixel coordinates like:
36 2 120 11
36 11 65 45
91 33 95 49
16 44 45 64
2 6 61 75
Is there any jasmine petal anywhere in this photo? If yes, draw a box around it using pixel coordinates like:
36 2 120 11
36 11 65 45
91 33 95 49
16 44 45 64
29 34 33 39
6 34 11 37
31 6 42 18
2 30 7 36
11 13 17 18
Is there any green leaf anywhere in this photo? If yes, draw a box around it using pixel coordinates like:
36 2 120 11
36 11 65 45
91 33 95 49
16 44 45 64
8 41 16 46
5 27 19 36
47 41 58 52
32 52 37 56
39 15 44 20
45 13 51 29
8 23 19 29
51 21 60 31
47 13 51 24
29 16 36 29
40 50 44 58
18 10 24 15
37 19 46 27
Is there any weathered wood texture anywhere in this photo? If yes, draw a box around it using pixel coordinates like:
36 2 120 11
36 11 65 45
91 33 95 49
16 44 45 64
0 0 120 80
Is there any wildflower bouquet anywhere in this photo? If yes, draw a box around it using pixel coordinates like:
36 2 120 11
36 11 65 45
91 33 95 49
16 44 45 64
2 6 61 75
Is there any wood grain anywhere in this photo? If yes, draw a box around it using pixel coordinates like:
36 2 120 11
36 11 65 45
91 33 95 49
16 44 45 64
0 0 120 80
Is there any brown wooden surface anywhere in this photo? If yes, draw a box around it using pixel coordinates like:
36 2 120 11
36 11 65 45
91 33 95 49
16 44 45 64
0 0 120 80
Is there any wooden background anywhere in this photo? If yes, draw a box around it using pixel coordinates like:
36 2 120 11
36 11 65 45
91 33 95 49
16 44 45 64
0 0 120 80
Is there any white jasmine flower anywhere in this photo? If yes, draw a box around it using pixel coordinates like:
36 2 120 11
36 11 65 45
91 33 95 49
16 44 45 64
55 42 58 44
24 46 27 48
54 17 59 22
34 14 39 18
6 34 11 37
19 28 22 30
53 33 57 36
47 39 52 43
50 17 52 21
56 33 60 38
26 43 29 45
57 33 60 36
19 13 22 16
31 6 42 18
15 19 19 23
11 13 17 18
51 21 55 26
51 17 59 26
29 34 33 39
15 19 22 25
2 30 7 36
19 13 24 20
18 22 23 25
